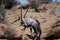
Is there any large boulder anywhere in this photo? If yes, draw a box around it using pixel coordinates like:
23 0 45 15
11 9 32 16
1 6 59 40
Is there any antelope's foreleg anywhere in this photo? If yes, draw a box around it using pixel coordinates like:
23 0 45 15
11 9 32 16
30 26 32 35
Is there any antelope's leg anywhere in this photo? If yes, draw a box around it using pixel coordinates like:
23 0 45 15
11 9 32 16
33 26 38 40
33 27 37 33
30 26 32 35
24 7 29 18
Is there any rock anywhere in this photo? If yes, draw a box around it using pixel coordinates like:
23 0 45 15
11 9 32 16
0 23 8 38
40 13 58 38
4 9 25 39
0 23 23 39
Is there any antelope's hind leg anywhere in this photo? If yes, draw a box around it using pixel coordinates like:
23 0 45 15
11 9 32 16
32 26 38 40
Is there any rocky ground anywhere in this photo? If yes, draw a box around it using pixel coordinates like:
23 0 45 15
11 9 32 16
0 3 60 40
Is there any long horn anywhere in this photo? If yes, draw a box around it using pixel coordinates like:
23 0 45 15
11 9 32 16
20 5 22 23
24 7 29 18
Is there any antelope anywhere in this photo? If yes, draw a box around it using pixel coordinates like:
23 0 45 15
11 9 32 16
20 7 41 40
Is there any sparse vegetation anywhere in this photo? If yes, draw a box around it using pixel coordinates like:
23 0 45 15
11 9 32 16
0 0 20 9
